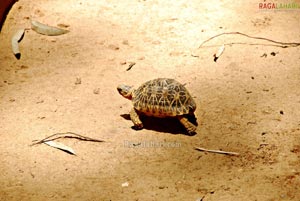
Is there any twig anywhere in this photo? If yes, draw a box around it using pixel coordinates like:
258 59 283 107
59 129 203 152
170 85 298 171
126 62 136 71
31 132 105 146
194 146 239 156
198 31 300 49
197 42 292 48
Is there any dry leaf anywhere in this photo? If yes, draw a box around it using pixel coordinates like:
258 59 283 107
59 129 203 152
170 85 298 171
44 140 76 155
213 44 225 62
31 20 69 36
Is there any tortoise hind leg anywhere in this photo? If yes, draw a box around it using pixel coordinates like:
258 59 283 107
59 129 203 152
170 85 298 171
130 108 143 130
178 116 197 135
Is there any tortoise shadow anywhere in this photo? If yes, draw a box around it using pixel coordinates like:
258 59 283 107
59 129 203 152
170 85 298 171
120 114 198 136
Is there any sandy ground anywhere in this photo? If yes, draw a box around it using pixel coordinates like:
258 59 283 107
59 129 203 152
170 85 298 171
0 0 300 200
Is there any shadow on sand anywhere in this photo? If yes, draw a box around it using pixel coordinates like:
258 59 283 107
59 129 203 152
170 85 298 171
120 114 198 136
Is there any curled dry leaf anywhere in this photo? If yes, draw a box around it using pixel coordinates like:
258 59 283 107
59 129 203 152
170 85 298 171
11 29 25 59
31 20 69 36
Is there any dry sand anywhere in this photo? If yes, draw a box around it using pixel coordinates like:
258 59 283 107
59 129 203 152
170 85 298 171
0 0 300 200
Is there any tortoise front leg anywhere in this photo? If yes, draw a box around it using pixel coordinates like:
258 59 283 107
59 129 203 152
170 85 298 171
130 108 143 130
178 116 197 135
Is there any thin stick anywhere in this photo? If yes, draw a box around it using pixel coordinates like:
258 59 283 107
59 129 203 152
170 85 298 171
31 132 105 146
126 62 136 71
194 147 239 156
198 42 292 48
198 31 300 49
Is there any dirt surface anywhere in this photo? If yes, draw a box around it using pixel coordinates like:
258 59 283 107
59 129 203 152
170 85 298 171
1 0 300 200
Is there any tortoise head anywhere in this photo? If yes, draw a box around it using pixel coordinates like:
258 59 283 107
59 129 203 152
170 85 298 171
117 84 134 100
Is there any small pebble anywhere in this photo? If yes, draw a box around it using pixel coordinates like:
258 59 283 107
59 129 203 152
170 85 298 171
75 77 81 85
120 61 127 65
261 53 267 57
138 56 145 60
93 88 100 94
20 65 29 69
36 100 44 104
122 40 129 45
280 110 284 115
108 44 120 50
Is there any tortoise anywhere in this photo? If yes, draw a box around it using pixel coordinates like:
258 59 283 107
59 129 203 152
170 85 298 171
117 78 197 135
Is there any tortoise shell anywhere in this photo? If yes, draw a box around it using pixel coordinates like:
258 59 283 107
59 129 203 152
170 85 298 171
132 78 196 117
